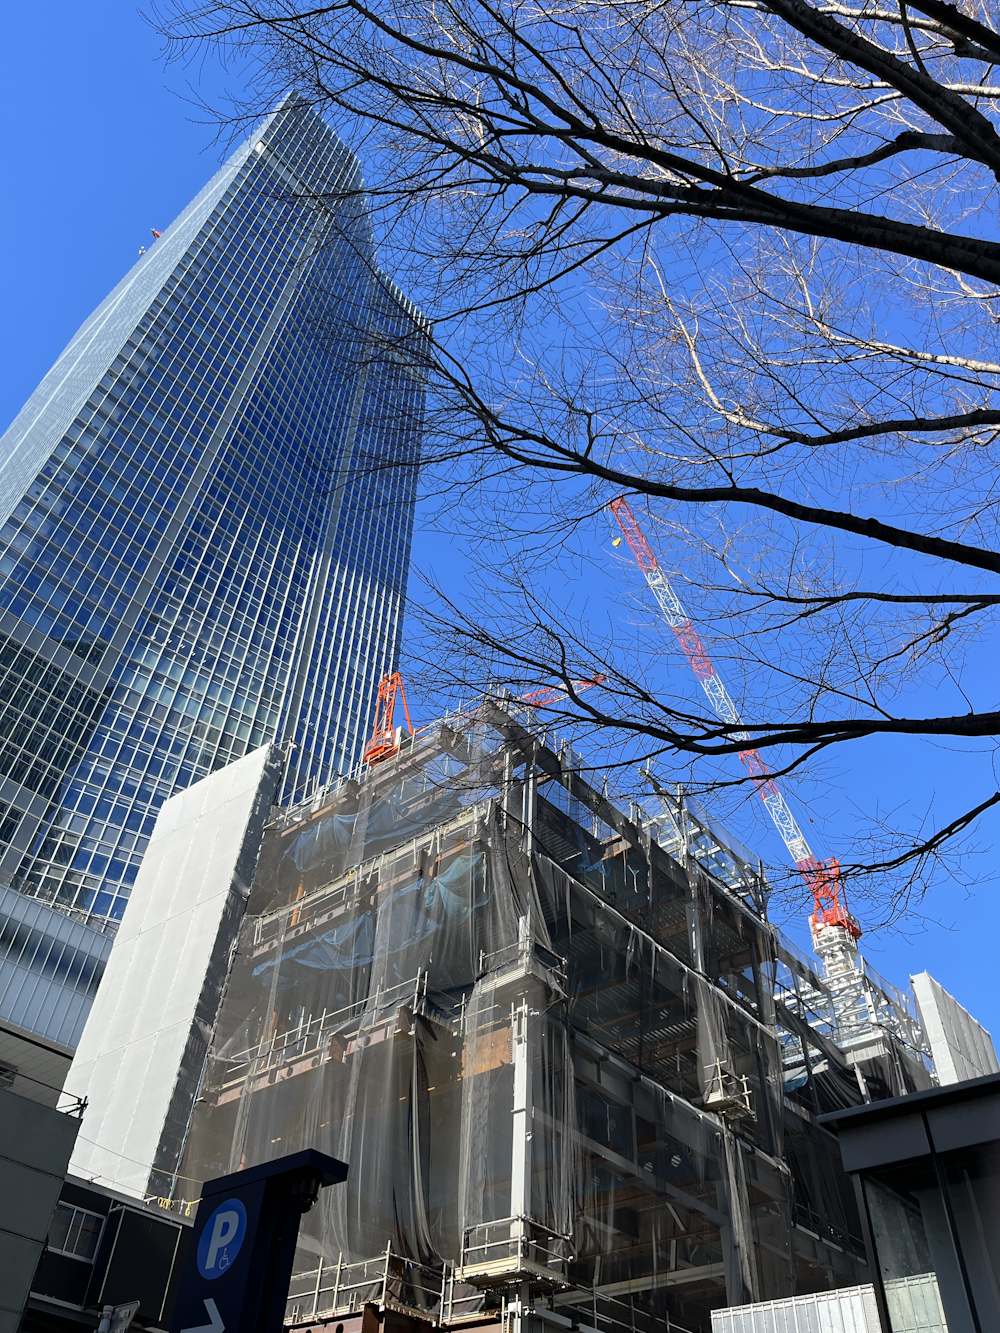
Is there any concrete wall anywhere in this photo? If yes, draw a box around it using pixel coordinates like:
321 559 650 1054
64 744 283 1198
0 1088 80 1333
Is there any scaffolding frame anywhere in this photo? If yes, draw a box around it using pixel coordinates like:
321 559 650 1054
166 696 888 1332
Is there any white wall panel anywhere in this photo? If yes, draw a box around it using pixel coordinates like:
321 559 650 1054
64 743 282 1197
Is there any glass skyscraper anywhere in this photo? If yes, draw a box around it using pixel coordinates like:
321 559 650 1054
0 96 424 926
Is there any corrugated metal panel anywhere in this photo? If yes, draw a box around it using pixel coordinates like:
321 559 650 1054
0 883 112 1048
711 1283 880 1332
884 1272 948 1332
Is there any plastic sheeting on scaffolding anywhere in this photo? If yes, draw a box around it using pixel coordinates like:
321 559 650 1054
157 708 869 1332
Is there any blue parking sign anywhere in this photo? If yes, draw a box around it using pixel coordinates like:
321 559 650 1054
170 1149 346 1333
196 1200 247 1279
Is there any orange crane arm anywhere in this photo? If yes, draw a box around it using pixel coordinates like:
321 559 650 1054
363 672 414 766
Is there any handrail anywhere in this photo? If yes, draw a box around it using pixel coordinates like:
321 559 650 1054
286 1244 487 1327
285 1241 696 1333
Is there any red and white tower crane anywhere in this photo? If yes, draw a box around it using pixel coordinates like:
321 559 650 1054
609 496 860 943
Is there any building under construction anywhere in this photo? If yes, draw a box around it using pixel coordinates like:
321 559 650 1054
66 686 974 1333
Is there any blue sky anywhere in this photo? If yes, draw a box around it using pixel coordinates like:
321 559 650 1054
2 3 997 1036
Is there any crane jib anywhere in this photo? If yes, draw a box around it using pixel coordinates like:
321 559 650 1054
609 494 860 939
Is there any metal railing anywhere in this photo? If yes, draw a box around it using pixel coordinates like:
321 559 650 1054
702 1061 754 1121
286 1245 485 1327
214 969 464 1100
557 1290 685 1333
792 1203 865 1257
461 1218 572 1287
477 940 567 991
284 1243 699 1333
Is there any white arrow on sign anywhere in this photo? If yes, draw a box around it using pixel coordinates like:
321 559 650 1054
180 1298 225 1333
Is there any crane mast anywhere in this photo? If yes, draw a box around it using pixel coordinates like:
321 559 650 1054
609 497 860 941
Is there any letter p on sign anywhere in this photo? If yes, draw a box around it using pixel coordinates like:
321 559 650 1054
197 1200 248 1279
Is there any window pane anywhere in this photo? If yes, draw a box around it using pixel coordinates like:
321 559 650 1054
47 1204 103 1260
47 1204 73 1253
942 1142 1000 1330
72 1211 103 1260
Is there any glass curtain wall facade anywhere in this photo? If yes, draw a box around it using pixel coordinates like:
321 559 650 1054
0 95 425 925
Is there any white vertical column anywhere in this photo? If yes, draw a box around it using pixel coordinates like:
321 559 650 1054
509 995 533 1225
509 993 534 1333
510 743 538 1333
